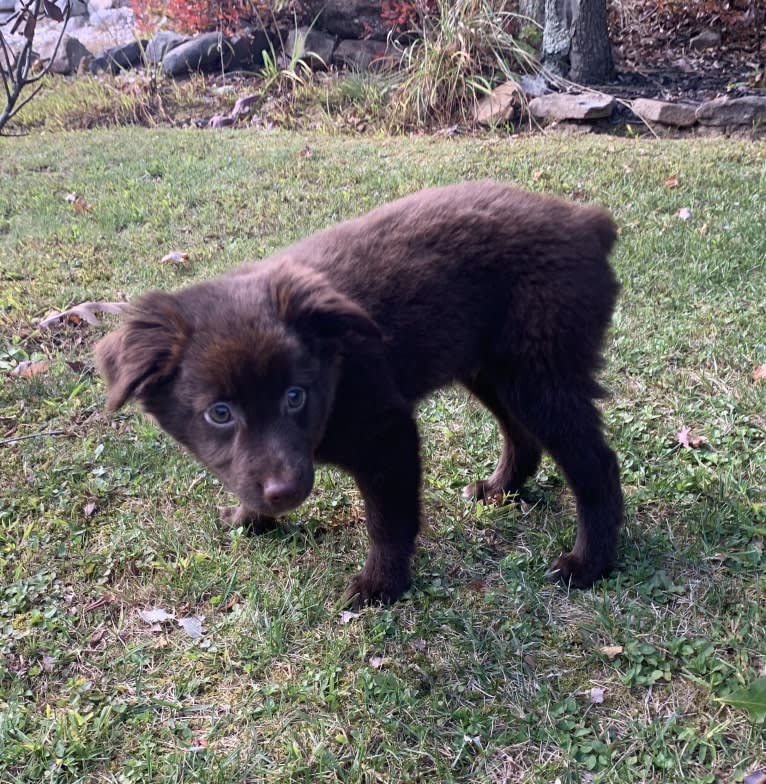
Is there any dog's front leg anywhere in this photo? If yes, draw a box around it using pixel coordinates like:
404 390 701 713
343 412 422 608
218 504 277 534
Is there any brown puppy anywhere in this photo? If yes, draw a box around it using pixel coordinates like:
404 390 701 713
95 181 623 606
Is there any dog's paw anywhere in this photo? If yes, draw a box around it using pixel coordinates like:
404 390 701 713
218 505 277 534
343 571 410 610
546 552 611 589
462 479 509 505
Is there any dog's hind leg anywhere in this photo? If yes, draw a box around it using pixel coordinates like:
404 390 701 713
341 411 422 608
462 372 542 503
510 376 623 588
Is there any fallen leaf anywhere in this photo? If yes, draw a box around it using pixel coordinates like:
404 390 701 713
65 192 94 212
664 174 680 188
178 616 204 639
369 655 385 669
678 207 692 221
160 251 190 264
42 654 57 673
600 645 623 659
65 360 88 374
411 639 427 652
139 608 174 624
10 360 50 379
40 301 128 328
676 426 708 449
590 686 605 704
83 500 97 518
532 169 544 181
88 627 107 646
339 610 360 625
753 364 766 383
299 145 313 158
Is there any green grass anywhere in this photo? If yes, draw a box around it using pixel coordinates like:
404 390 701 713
1 129 765 783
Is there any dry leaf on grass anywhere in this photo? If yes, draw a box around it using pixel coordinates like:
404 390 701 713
10 360 50 378
678 207 692 221
178 616 204 639
65 192 94 212
600 645 623 659
753 364 766 383
40 301 128 328
160 251 190 264
664 174 680 188
339 610 360 625
590 687 605 704
676 425 708 449
139 608 174 624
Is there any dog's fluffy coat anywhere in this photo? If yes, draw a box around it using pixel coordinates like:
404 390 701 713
96 181 623 605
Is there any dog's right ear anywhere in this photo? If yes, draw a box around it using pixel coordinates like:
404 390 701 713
94 291 190 412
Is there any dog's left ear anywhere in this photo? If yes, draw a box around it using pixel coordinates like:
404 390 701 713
271 264 381 343
95 291 191 412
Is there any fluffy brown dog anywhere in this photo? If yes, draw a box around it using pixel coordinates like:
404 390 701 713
95 181 623 606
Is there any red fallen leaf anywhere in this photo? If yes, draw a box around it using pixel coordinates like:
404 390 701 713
676 426 708 449
753 364 766 383
40 301 128 328
10 360 50 379
664 174 680 188
65 192 94 212
160 251 190 264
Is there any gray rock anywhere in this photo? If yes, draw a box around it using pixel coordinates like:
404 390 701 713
529 92 615 121
49 33 92 74
474 81 523 125
90 39 146 73
631 98 697 127
332 38 395 71
689 29 721 50
519 73 550 98
321 0 389 41
696 96 766 126
146 31 188 65
161 32 232 76
285 27 336 71
227 30 271 69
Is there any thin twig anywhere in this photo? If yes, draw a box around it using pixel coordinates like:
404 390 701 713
0 429 67 447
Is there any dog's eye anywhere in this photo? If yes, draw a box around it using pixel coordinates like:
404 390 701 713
284 386 306 413
205 402 234 426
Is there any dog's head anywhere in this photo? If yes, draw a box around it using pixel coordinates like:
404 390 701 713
95 262 380 517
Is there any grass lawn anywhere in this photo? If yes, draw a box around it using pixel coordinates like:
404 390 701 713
0 128 764 783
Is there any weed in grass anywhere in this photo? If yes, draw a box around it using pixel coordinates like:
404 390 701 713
389 0 540 129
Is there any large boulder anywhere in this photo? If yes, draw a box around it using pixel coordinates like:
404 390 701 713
146 31 188 65
160 32 233 76
90 39 147 73
285 27 336 70
332 38 396 71
321 0 389 41
49 33 92 74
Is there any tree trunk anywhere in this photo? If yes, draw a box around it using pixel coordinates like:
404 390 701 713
569 0 614 83
542 0 614 84
519 0 545 26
